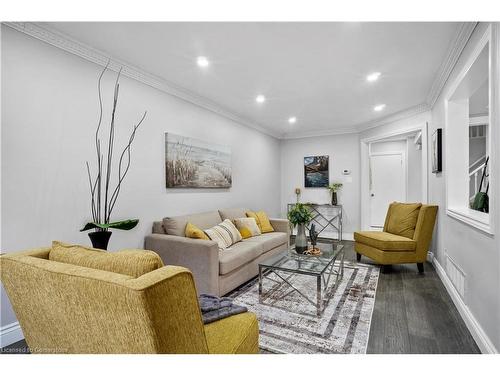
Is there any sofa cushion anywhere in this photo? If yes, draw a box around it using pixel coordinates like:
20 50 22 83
218 242 261 275
243 232 288 254
354 231 416 252
49 241 164 277
163 211 222 237
218 208 249 221
233 217 261 237
246 211 274 233
385 202 422 239
205 219 242 250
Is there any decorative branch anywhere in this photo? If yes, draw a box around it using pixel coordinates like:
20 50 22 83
82 63 146 233
107 111 147 221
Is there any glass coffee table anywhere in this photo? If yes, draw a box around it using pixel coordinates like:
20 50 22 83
258 242 344 316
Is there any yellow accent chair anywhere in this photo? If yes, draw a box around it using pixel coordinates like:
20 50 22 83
0 245 259 354
354 202 438 273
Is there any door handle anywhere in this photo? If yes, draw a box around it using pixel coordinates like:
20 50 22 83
371 193 375 197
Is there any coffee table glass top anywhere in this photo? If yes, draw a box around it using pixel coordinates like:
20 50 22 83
259 242 344 276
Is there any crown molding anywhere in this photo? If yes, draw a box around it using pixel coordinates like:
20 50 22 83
3 22 281 139
281 103 430 139
356 103 430 133
281 126 358 140
426 22 478 107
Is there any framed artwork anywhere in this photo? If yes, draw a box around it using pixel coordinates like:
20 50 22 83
304 155 329 187
432 128 442 173
165 133 232 188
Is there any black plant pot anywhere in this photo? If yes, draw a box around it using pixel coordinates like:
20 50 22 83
331 192 338 206
88 231 112 250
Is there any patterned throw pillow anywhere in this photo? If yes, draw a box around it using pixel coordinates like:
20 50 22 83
233 217 261 237
246 211 274 233
204 219 242 249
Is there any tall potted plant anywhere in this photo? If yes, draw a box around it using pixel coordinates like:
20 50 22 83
327 183 343 205
287 203 313 254
80 63 147 250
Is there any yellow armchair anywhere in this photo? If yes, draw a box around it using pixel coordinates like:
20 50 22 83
0 246 259 354
354 203 438 273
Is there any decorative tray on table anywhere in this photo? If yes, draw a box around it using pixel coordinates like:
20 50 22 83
303 246 322 256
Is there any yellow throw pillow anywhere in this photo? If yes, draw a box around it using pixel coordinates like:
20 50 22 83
246 211 274 233
238 227 252 239
185 222 210 240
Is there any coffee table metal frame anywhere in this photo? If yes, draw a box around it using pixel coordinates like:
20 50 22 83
258 243 344 316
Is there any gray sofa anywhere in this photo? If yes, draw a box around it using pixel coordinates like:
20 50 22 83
145 208 290 296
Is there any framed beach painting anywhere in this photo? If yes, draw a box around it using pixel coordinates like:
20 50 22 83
304 155 329 187
165 133 232 188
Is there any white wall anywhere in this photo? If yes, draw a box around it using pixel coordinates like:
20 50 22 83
406 137 423 202
0 26 281 328
280 133 360 236
429 22 500 352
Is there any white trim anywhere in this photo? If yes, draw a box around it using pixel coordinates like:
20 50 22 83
469 115 489 126
447 207 493 235
356 103 430 133
444 25 494 236
431 257 498 354
0 321 23 348
3 22 282 140
426 23 478 107
281 126 359 139
360 123 428 230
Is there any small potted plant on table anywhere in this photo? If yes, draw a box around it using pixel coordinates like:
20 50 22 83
287 203 313 254
327 183 343 205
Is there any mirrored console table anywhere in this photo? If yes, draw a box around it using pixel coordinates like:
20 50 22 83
287 203 343 241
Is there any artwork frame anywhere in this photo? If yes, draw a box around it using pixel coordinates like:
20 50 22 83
432 129 442 173
304 155 329 188
165 133 232 188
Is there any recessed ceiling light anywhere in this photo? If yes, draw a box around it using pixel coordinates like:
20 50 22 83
288 117 297 124
374 104 386 112
366 72 381 82
255 95 266 103
196 56 209 68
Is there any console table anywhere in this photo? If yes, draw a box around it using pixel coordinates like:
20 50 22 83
287 203 343 241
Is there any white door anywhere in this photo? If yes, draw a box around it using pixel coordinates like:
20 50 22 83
370 153 406 228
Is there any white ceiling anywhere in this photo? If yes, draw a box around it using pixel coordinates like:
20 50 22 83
45 22 461 138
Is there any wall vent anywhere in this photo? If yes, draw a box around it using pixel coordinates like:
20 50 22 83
445 253 466 300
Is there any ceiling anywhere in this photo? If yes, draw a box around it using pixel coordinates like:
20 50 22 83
44 22 462 138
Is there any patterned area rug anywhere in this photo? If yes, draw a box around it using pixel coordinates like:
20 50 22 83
228 262 379 354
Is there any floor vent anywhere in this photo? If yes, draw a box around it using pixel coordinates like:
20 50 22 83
445 253 466 299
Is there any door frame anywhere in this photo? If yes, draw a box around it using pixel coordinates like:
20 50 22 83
360 123 429 230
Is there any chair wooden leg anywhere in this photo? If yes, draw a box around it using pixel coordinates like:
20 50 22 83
417 263 424 274
356 252 361 261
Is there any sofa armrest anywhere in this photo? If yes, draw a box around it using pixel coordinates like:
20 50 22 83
270 218 290 246
144 234 220 296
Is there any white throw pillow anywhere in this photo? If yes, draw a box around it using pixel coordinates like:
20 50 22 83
233 217 261 237
204 219 242 249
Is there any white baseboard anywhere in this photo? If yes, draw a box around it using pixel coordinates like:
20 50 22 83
0 321 24 348
431 256 498 354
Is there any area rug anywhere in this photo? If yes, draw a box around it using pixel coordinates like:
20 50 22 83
228 261 379 354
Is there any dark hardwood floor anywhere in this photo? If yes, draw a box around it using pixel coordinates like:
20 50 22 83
1 240 480 354
341 240 480 354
